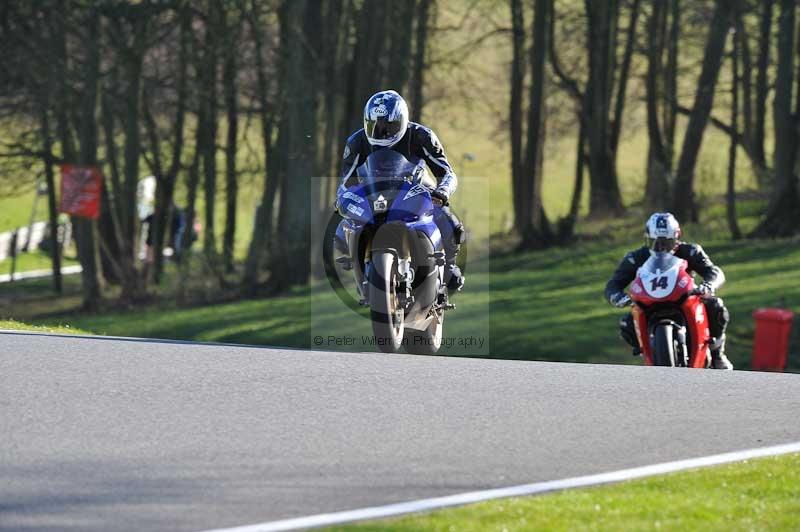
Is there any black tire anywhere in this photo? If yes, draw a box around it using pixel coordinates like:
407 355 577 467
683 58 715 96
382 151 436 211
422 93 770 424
369 251 404 353
404 312 444 355
652 324 676 367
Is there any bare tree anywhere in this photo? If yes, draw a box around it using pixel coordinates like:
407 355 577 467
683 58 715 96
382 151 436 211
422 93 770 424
753 0 799 236
644 0 675 209
77 6 105 301
142 5 190 283
517 0 553 249
509 0 526 239
671 0 735 222
269 0 317 288
584 0 624 217
727 24 742 239
410 0 432 122
222 2 244 274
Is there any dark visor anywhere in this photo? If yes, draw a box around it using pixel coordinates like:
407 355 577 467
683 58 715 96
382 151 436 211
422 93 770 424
649 237 676 252
365 117 403 140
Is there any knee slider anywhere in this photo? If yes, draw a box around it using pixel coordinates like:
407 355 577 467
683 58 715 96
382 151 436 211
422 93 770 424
453 223 466 245
618 315 637 347
707 297 729 329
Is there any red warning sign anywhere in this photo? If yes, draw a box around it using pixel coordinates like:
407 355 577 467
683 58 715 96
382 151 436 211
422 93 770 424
60 164 102 219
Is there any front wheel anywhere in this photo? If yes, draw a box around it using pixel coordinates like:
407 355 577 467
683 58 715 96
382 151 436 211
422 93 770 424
404 312 444 355
369 251 404 353
652 324 676 367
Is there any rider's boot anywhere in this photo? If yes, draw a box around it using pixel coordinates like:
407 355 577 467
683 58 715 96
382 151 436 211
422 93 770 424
445 259 465 292
710 335 734 370
619 314 640 356
705 298 732 369
436 206 465 293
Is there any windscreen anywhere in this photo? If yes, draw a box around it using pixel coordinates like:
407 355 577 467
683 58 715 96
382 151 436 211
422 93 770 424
641 251 681 275
356 150 421 185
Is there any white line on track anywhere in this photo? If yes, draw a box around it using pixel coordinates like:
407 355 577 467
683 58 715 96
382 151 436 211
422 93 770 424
201 441 800 532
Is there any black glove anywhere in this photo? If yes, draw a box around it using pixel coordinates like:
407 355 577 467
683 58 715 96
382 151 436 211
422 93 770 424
431 189 449 206
695 282 714 298
610 292 632 308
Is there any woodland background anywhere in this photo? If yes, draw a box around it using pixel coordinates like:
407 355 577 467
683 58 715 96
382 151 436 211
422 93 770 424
1 0 799 369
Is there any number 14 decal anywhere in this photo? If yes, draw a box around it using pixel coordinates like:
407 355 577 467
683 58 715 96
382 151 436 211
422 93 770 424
650 276 669 290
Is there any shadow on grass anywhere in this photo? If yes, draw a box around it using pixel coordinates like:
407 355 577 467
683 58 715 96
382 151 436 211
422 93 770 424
14 234 799 373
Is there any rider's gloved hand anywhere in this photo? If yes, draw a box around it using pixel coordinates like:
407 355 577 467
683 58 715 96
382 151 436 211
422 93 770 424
695 282 715 298
610 292 632 308
431 188 449 206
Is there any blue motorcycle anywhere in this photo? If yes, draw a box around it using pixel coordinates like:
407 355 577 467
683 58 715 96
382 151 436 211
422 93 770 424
335 150 449 354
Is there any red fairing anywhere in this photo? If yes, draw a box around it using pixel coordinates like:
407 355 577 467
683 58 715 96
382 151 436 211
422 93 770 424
682 295 711 368
629 258 711 368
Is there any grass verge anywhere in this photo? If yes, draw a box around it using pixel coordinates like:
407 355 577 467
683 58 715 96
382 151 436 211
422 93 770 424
336 453 800 531
0 250 79 274
17 226 800 371
0 318 89 335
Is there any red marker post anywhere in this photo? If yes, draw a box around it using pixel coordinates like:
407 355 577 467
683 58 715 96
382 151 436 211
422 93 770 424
752 308 794 372
60 164 102 219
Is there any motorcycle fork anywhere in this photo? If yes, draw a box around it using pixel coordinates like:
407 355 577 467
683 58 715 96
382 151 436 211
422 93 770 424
648 320 689 367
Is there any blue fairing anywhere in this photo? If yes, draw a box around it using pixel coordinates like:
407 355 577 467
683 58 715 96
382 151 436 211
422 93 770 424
387 180 441 248
338 189 372 225
337 151 442 248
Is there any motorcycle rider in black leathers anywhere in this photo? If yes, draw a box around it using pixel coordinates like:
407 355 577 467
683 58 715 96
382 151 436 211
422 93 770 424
336 89 465 291
605 212 734 370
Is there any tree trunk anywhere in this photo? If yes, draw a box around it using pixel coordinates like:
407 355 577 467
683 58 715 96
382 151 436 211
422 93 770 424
99 86 126 284
320 0 344 179
519 0 552 249
585 0 624 217
222 10 240 274
509 0 526 235
410 0 431 122
270 0 316 288
663 0 679 155
118 16 147 301
558 120 586 241
610 0 641 155
202 4 220 265
645 0 671 209
671 0 733 222
242 0 278 294
74 6 104 308
185 133 202 255
752 0 773 185
386 1 415 93
151 5 189 284
753 0 800 236
727 32 742 240
54 0 102 307
39 105 62 294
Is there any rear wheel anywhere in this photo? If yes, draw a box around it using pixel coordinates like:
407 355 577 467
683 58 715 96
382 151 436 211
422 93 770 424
652 325 676 367
404 311 444 355
369 251 404 353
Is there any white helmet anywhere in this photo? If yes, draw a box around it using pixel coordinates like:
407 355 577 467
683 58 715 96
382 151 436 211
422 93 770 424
645 212 681 253
363 90 409 147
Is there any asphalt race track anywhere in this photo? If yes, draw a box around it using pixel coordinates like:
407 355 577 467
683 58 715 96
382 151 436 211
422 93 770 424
2 331 800 531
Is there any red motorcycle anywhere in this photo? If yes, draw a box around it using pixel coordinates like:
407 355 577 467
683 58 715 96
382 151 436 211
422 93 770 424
628 252 711 367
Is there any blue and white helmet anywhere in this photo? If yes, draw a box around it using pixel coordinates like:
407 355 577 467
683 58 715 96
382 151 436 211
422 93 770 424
645 212 681 253
363 90 409 147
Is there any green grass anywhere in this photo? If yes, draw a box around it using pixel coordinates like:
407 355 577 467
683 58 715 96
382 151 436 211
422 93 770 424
334 453 800 531
0 190 38 233
19 224 800 372
1 1 793 372
0 318 89 335
0 249 78 274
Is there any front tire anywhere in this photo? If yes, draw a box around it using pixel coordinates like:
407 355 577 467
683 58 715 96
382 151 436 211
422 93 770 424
652 324 676 367
369 251 404 353
404 311 444 355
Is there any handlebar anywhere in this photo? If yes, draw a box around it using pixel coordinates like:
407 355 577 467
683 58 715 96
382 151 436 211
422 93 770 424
689 287 713 298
